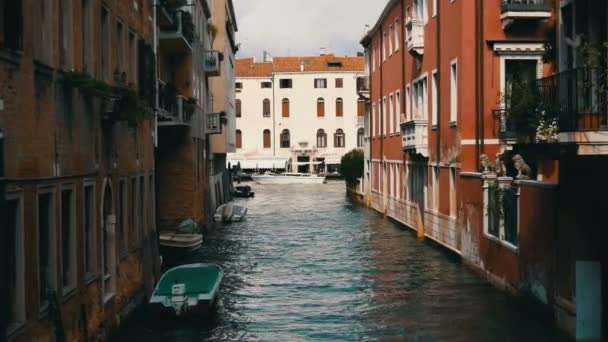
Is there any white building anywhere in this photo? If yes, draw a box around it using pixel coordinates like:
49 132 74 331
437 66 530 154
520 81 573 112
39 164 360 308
229 53 366 173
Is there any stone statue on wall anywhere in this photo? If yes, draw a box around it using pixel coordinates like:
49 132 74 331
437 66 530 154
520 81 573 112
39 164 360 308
480 154 495 174
513 154 531 180
495 153 507 177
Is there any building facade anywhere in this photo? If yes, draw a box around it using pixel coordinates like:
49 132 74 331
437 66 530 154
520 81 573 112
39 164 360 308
360 0 606 339
208 0 238 219
230 54 366 173
1 0 159 340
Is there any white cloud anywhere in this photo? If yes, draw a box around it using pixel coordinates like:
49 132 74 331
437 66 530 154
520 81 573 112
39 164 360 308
233 0 386 59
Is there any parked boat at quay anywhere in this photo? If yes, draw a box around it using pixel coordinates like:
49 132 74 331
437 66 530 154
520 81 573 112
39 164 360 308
214 203 248 223
149 263 224 317
159 232 203 255
251 172 326 185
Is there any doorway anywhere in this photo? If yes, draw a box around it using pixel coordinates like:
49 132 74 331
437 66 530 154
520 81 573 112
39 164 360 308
297 156 310 174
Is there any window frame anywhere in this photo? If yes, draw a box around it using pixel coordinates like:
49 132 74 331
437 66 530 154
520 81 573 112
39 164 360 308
263 129 271 149
317 98 325 117
483 179 520 251
395 90 401 134
450 59 458 125
236 99 242 118
334 129 345 148
37 187 57 314
279 78 293 88
282 98 290 118
335 97 344 117
236 129 242 149
60 184 77 296
263 98 271 118
314 78 327 89
317 129 327 148
431 69 438 127
280 129 290 148
6 192 26 334
394 18 400 51
335 78 344 88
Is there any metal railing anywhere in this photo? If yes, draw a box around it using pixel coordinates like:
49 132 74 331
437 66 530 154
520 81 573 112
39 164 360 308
356 76 370 93
203 50 221 76
501 0 551 13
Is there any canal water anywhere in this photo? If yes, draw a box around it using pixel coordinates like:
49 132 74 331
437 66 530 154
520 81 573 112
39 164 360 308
112 182 569 341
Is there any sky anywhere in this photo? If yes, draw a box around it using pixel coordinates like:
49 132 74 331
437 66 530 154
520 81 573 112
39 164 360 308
233 0 387 60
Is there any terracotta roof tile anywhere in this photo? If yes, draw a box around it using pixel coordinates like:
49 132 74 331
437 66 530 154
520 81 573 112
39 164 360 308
236 54 365 77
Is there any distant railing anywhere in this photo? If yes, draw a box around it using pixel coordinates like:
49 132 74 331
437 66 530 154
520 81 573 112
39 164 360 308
501 0 551 12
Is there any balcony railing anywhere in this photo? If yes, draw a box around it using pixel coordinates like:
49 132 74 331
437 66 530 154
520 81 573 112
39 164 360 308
401 119 428 156
158 80 193 126
159 10 194 53
356 76 370 96
205 95 223 135
406 16 424 56
500 0 551 29
357 116 365 126
203 50 222 77
498 68 608 142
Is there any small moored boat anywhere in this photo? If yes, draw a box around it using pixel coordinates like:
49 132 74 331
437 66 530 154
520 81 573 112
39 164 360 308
149 263 223 317
213 203 248 223
159 231 203 255
232 185 255 198
251 172 325 185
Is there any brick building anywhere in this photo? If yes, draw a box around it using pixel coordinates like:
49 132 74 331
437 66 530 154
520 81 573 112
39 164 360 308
360 0 606 339
1 0 159 340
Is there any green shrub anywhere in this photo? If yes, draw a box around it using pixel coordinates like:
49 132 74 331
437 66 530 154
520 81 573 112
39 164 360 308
339 149 364 183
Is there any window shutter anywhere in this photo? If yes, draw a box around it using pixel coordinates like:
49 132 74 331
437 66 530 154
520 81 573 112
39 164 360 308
263 130 271 148
336 99 343 117
236 100 242 117
282 100 289 117
335 78 343 88
317 100 325 117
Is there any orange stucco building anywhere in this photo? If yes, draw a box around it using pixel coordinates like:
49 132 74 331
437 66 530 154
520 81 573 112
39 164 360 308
360 0 607 339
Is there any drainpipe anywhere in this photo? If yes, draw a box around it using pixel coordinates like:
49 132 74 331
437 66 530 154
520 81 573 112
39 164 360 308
380 28 385 211
435 0 441 165
153 0 159 148
367 45 373 205
475 0 484 171
0 129 6 342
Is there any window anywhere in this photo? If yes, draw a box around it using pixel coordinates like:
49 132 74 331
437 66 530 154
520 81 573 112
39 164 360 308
372 103 376 137
450 61 458 124
61 187 76 292
38 191 56 310
433 0 437 17
314 78 327 88
236 99 242 117
6 194 25 332
414 0 428 22
130 177 137 249
235 82 243 89
449 168 457 218
263 129 271 148
394 19 400 50
372 46 376 71
395 91 401 133
504 59 538 109
119 179 127 255
336 98 344 117
280 129 290 148
382 97 387 135
263 98 271 117
81 0 90 70
236 130 242 148
432 167 439 211
279 79 292 88
382 32 387 61
316 129 327 148
33 0 52 64
116 20 124 74
261 81 272 88
432 70 438 126
413 76 428 119
388 94 394 134
317 98 325 117
334 129 345 148
357 99 365 117
405 85 411 121
1 0 24 51
139 176 145 240
129 31 137 83
60 0 72 69
357 128 364 147
335 78 343 88
388 25 393 55
282 98 290 117
101 7 110 81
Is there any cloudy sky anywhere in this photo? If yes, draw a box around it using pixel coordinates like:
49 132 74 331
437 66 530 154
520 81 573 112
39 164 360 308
233 0 387 60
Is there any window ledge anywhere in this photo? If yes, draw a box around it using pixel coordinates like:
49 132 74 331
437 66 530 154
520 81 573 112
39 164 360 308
484 233 519 253
431 124 438 130
449 121 457 128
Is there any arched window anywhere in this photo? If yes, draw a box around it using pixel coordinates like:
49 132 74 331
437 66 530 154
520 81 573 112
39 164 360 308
282 98 290 117
263 129 271 148
336 98 344 117
357 128 364 147
334 129 345 148
316 129 327 148
280 129 290 148
317 97 325 117
236 99 242 118
263 98 270 117
236 129 242 148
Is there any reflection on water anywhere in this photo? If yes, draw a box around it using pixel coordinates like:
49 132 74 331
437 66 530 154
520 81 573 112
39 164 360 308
112 182 568 341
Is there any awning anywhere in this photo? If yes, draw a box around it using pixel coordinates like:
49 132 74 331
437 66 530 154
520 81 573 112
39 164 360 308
227 158 289 170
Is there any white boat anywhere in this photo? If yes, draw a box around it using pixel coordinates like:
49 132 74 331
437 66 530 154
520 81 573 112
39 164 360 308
213 203 248 223
251 172 326 185
159 231 203 255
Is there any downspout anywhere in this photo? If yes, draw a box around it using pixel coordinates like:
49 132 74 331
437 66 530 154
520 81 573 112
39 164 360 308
479 0 485 158
401 0 406 200
367 44 373 203
436 0 441 166
380 28 385 210
0 130 6 342
153 0 159 148
475 0 484 170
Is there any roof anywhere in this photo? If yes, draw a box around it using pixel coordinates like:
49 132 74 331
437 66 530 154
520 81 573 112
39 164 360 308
361 0 401 46
236 55 365 77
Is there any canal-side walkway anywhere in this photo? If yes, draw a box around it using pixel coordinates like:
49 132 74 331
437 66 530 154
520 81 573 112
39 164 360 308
111 182 570 341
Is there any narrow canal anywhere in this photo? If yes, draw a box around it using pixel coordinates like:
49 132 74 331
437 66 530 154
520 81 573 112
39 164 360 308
113 182 568 341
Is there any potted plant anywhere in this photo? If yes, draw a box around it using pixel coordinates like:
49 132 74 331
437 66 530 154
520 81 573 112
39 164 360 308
501 77 544 138
576 37 608 130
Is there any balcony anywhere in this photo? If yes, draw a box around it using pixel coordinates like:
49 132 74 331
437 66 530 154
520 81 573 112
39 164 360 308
158 81 193 127
401 120 428 157
406 16 424 56
498 68 608 154
357 116 365 126
159 10 194 54
205 95 224 135
501 0 551 30
203 50 222 77
356 76 370 99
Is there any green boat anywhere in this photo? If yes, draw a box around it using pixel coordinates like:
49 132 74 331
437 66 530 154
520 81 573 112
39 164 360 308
149 263 223 316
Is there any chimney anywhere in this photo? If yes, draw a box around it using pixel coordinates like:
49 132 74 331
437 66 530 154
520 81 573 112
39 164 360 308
300 62 304 72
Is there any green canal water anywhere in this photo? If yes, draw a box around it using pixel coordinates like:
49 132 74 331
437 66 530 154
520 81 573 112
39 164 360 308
112 182 569 341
